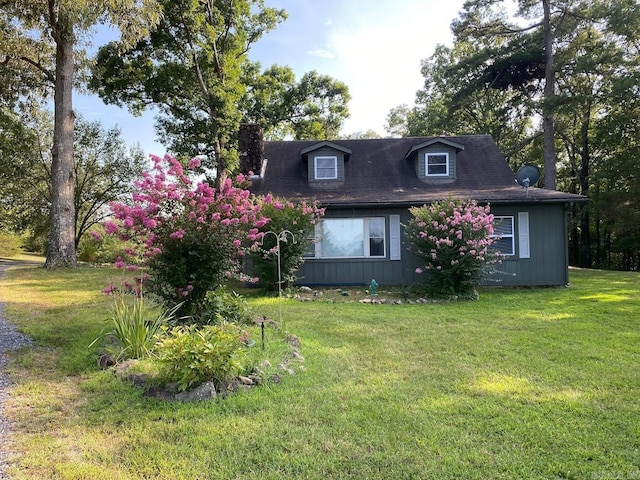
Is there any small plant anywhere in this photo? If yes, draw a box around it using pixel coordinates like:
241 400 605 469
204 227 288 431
90 296 179 361
154 323 248 392
197 288 253 326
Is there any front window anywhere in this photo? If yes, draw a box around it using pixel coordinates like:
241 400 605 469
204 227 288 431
492 216 515 256
314 218 386 258
315 156 338 179
425 153 449 176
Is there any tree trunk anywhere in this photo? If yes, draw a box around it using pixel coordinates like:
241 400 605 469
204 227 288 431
542 0 556 190
578 116 591 268
45 13 77 268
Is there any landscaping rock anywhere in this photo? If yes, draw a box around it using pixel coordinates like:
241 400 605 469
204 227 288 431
284 334 301 348
144 383 179 401
238 375 254 385
291 351 305 361
97 353 115 370
175 382 217 403
268 373 282 384
125 373 150 387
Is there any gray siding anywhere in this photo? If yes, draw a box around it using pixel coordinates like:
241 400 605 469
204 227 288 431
486 203 569 286
296 203 570 287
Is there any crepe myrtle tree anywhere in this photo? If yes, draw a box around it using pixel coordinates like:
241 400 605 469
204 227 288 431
249 194 324 291
102 154 268 317
405 199 499 298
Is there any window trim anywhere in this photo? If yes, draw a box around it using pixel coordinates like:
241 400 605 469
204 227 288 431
314 155 338 180
491 215 515 256
312 217 387 259
425 152 450 177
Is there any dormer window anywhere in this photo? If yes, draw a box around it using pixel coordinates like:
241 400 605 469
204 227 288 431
315 156 338 180
425 153 449 176
302 141 351 184
405 137 463 183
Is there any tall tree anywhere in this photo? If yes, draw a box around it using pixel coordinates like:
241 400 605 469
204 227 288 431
448 0 570 189
90 0 287 186
240 64 351 140
0 107 146 251
396 0 640 270
0 0 160 268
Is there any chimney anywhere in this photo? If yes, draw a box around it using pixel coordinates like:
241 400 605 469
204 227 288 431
239 124 264 177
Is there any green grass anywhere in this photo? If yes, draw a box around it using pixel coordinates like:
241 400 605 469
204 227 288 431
0 264 639 479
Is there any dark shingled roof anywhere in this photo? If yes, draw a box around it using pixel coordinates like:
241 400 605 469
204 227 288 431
249 135 587 206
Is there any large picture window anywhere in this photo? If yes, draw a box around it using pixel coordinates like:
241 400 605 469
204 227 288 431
313 218 386 258
491 216 515 256
425 153 449 176
315 156 338 179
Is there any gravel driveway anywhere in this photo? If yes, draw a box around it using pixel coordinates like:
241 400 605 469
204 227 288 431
0 260 37 479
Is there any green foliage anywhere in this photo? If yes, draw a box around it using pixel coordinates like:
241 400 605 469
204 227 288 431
405 199 498 298
240 64 351 140
0 231 23 257
249 196 324 291
90 0 288 180
154 323 248 392
90 296 178 361
197 288 253 326
77 228 136 264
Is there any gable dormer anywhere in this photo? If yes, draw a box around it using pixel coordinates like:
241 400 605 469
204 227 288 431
405 138 464 184
301 141 352 184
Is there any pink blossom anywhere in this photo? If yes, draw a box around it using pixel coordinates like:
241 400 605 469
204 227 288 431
169 229 185 239
104 221 119 234
188 157 201 169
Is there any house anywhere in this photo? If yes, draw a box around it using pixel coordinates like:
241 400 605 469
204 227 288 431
243 129 587 287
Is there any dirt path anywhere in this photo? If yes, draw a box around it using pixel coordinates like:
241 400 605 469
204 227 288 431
0 259 39 479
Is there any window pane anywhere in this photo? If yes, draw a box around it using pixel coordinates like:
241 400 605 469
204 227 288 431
321 219 364 257
493 218 514 236
493 237 514 255
426 154 448 175
491 216 514 255
370 238 385 257
316 156 337 179
368 218 384 238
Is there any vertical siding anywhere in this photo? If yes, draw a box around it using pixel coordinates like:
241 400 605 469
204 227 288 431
297 203 570 287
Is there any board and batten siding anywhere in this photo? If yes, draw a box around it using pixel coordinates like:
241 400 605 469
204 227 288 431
295 203 570 287
297 207 410 286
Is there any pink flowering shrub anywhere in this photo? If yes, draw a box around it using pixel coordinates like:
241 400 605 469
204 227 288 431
405 199 499 298
249 194 324 291
106 154 268 317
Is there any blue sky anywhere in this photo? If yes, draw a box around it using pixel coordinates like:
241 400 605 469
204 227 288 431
74 0 465 156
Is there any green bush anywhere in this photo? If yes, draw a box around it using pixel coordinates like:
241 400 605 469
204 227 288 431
78 228 135 264
0 231 23 257
405 199 499 298
249 196 324 291
196 288 253 326
90 296 179 361
154 323 248 392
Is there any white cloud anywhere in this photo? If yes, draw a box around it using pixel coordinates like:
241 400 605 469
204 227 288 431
307 48 335 59
326 0 464 135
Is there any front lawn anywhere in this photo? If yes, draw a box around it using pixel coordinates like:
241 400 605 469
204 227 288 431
0 264 639 479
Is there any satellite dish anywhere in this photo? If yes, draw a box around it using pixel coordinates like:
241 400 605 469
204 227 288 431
515 164 540 188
